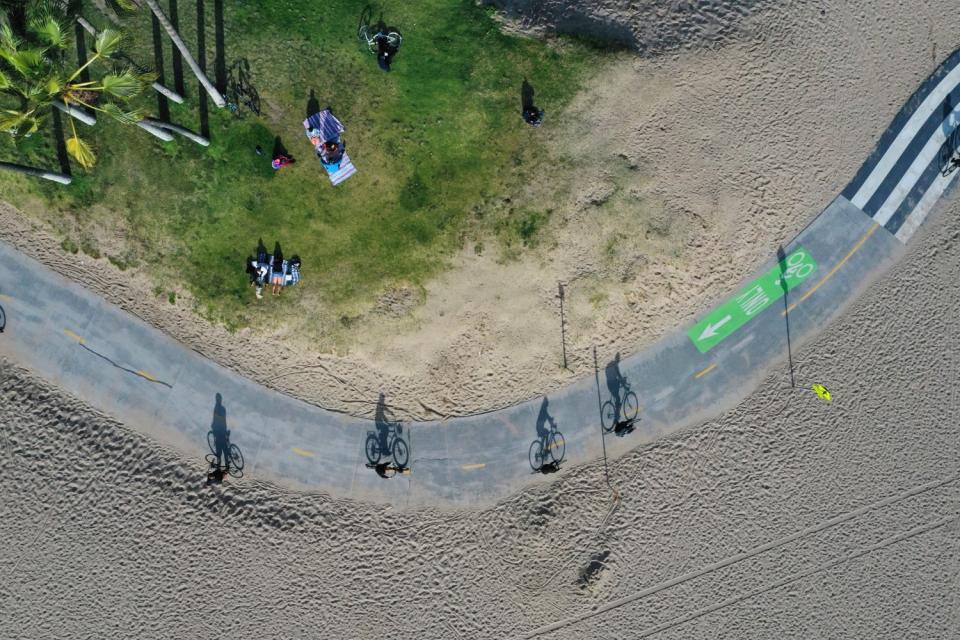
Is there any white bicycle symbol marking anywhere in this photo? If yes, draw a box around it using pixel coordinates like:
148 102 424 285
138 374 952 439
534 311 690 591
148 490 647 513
781 251 813 280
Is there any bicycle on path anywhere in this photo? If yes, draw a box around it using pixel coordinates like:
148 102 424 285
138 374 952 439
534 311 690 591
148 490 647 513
529 420 565 472
365 415 410 469
206 429 244 478
601 379 639 434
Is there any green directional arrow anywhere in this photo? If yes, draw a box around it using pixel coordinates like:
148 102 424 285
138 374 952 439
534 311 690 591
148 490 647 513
688 246 818 353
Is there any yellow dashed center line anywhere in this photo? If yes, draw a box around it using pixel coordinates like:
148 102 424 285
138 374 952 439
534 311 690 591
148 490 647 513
461 463 486 471
695 363 717 379
784 224 879 315
136 370 158 382
63 328 85 344
291 447 316 458
0 293 12 302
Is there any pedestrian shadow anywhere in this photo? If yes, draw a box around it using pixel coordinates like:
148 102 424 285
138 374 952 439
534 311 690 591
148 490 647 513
306 88 321 117
602 352 639 436
529 396 565 473
521 79 543 126
364 392 410 478
206 392 244 483
272 136 293 163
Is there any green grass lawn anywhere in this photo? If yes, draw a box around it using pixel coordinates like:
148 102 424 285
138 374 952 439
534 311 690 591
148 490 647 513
1 0 605 335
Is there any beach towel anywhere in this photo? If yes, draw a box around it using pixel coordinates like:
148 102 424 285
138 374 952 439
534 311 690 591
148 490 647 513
304 109 357 186
303 110 345 145
285 264 301 285
326 153 357 186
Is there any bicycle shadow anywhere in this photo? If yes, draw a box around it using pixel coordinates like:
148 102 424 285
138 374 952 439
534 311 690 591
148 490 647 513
602 352 639 436
364 393 410 478
0 303 5 332
206 393 244 483
529 396 565 473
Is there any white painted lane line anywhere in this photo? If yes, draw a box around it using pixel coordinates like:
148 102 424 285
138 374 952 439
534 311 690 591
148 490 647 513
874 108 960 225
895 168 958 242
852 61 960 208
731 334 755 352
652 386 674 402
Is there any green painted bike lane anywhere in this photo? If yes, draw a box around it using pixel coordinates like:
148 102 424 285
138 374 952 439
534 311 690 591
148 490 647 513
688 247 818 353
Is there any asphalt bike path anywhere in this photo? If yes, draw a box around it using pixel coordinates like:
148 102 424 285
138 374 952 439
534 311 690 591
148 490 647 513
2 48 959 507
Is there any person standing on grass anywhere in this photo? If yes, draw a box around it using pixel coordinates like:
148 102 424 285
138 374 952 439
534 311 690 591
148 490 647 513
271 243 284 296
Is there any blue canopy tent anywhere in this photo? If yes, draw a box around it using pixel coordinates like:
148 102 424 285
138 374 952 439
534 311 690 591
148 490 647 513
303 110 357 186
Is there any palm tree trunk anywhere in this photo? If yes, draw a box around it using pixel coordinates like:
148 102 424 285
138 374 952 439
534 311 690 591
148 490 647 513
168 0 186 96
52 100 96 125
0 162 72 185
141 118 210 146
136 120 175 141
143 0 226 107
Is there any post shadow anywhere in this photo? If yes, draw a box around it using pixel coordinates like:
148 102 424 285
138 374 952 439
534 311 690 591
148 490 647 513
593 346 612 488
50 107 71 176
306 89 320 118
196 0 210 139
777 245 796 388
529 396 564 473
213 0 227 94
151 11 170 121
365 393 410 478
73 21 90 83
169 0 186 96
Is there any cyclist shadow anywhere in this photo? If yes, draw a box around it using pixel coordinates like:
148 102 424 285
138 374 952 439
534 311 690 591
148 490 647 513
602 352 639 437
206 393 244 484
364 393 411 479
529 396 565 473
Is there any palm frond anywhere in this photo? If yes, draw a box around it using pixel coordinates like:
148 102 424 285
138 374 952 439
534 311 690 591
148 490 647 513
99 101 145 124
0 21 21 53
99 70 145 99
0 108 40 136
66 133 96 167
0 48 45 78
29 15 68 50
93 28 123 58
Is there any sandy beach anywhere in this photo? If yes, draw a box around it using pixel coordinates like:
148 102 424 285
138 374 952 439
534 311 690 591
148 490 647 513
1 184 957 638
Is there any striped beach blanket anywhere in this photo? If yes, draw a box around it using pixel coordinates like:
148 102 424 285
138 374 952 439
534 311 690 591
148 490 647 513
327 153 357 186
303 109 357 186
303 110 345 143
842 47 960 243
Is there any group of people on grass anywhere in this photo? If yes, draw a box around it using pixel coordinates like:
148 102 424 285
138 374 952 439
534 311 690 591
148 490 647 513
245 240 301 299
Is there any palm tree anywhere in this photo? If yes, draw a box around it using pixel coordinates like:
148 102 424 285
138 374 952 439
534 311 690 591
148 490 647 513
142 0 224 107
0 4 152 168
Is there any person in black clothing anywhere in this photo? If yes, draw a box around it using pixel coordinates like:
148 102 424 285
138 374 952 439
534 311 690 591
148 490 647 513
376 24 401 72
271 242 284 296
521 79 544 127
